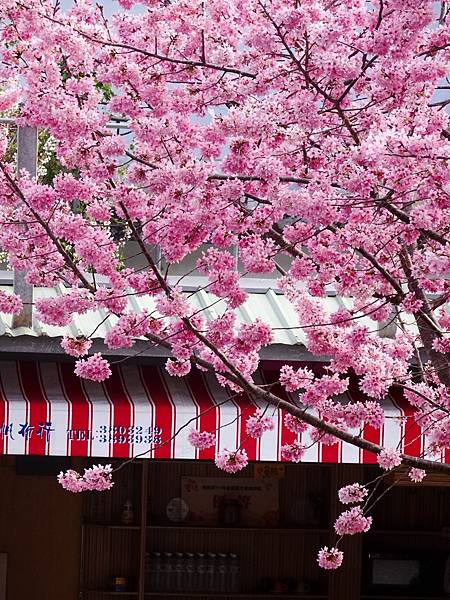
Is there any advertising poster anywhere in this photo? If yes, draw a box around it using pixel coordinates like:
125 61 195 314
181 477 279 527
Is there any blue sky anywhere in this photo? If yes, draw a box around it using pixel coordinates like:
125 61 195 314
60 0 141 15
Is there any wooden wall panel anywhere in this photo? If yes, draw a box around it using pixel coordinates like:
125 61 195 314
0 455 82 600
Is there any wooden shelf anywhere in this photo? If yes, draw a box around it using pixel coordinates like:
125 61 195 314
82 523 330 534
361 596 449 600
82 591 139 596
144 594 328 598
365 529 447 536
83 523 141 530
147 525 329 534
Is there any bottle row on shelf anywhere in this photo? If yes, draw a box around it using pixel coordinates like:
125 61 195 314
145 551 240 594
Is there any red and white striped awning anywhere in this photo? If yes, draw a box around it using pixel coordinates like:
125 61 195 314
0 361 447 463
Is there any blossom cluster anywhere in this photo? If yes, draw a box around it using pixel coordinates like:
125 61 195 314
0 290 23 314
280 441 305 463
57 464 114 493
377 448 403 471
338 483 368 505
334 506 373 536
245 410 275 439
74 353 112 383
408 468 426 483
215 449 248 473
188 429 216 450
317 547 344 570
284 413 309 435
61 336 92 357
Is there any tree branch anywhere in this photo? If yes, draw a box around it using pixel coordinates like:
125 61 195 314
0 164 95 292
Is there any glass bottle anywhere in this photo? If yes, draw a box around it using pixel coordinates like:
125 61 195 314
229 553 240 593
162 552 173 592
185 552 195 592
206 552 217 592
217 553 228 593
174 552 185 592
196 552 206 592
150 552 162 591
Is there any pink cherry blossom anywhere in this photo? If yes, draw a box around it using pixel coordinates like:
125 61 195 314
83 464 114 491
165 358 191 377
245 409 275 439
35 291 95 327
58 464 113 492
338 483 368 505
280 441 306 463
57 469 88 493
408 468 426 483
400 293 423 314
334 506 372 536
284 413 309 434
61 336 92 357
215 449 248 473
317 547 344 570
377 448 403 471
239 235 276 273
188 429 216 450
74 353 112 382
104 312 154 350
360 402 384 429
279 365 314 392
0 290 23 314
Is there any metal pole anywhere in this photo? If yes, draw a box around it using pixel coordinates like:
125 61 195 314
12 126 37 329
0 117 132 129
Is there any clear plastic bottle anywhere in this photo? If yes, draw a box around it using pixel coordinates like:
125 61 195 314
206 552 217 592
150 552 162 591
217 553 228 593
185 552 195 592
196 552 206 592
174 552 185 592
162 552 173 592
229 553 240 593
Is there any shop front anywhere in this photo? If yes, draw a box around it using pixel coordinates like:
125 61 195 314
0 359 449 600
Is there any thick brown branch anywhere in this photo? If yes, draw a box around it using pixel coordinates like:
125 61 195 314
144 330 450 475
325 223 404 297
379 196 450 246
74 28 256 79
124 151 311 185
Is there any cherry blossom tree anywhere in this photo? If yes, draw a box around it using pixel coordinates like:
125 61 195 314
1 0 450 567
